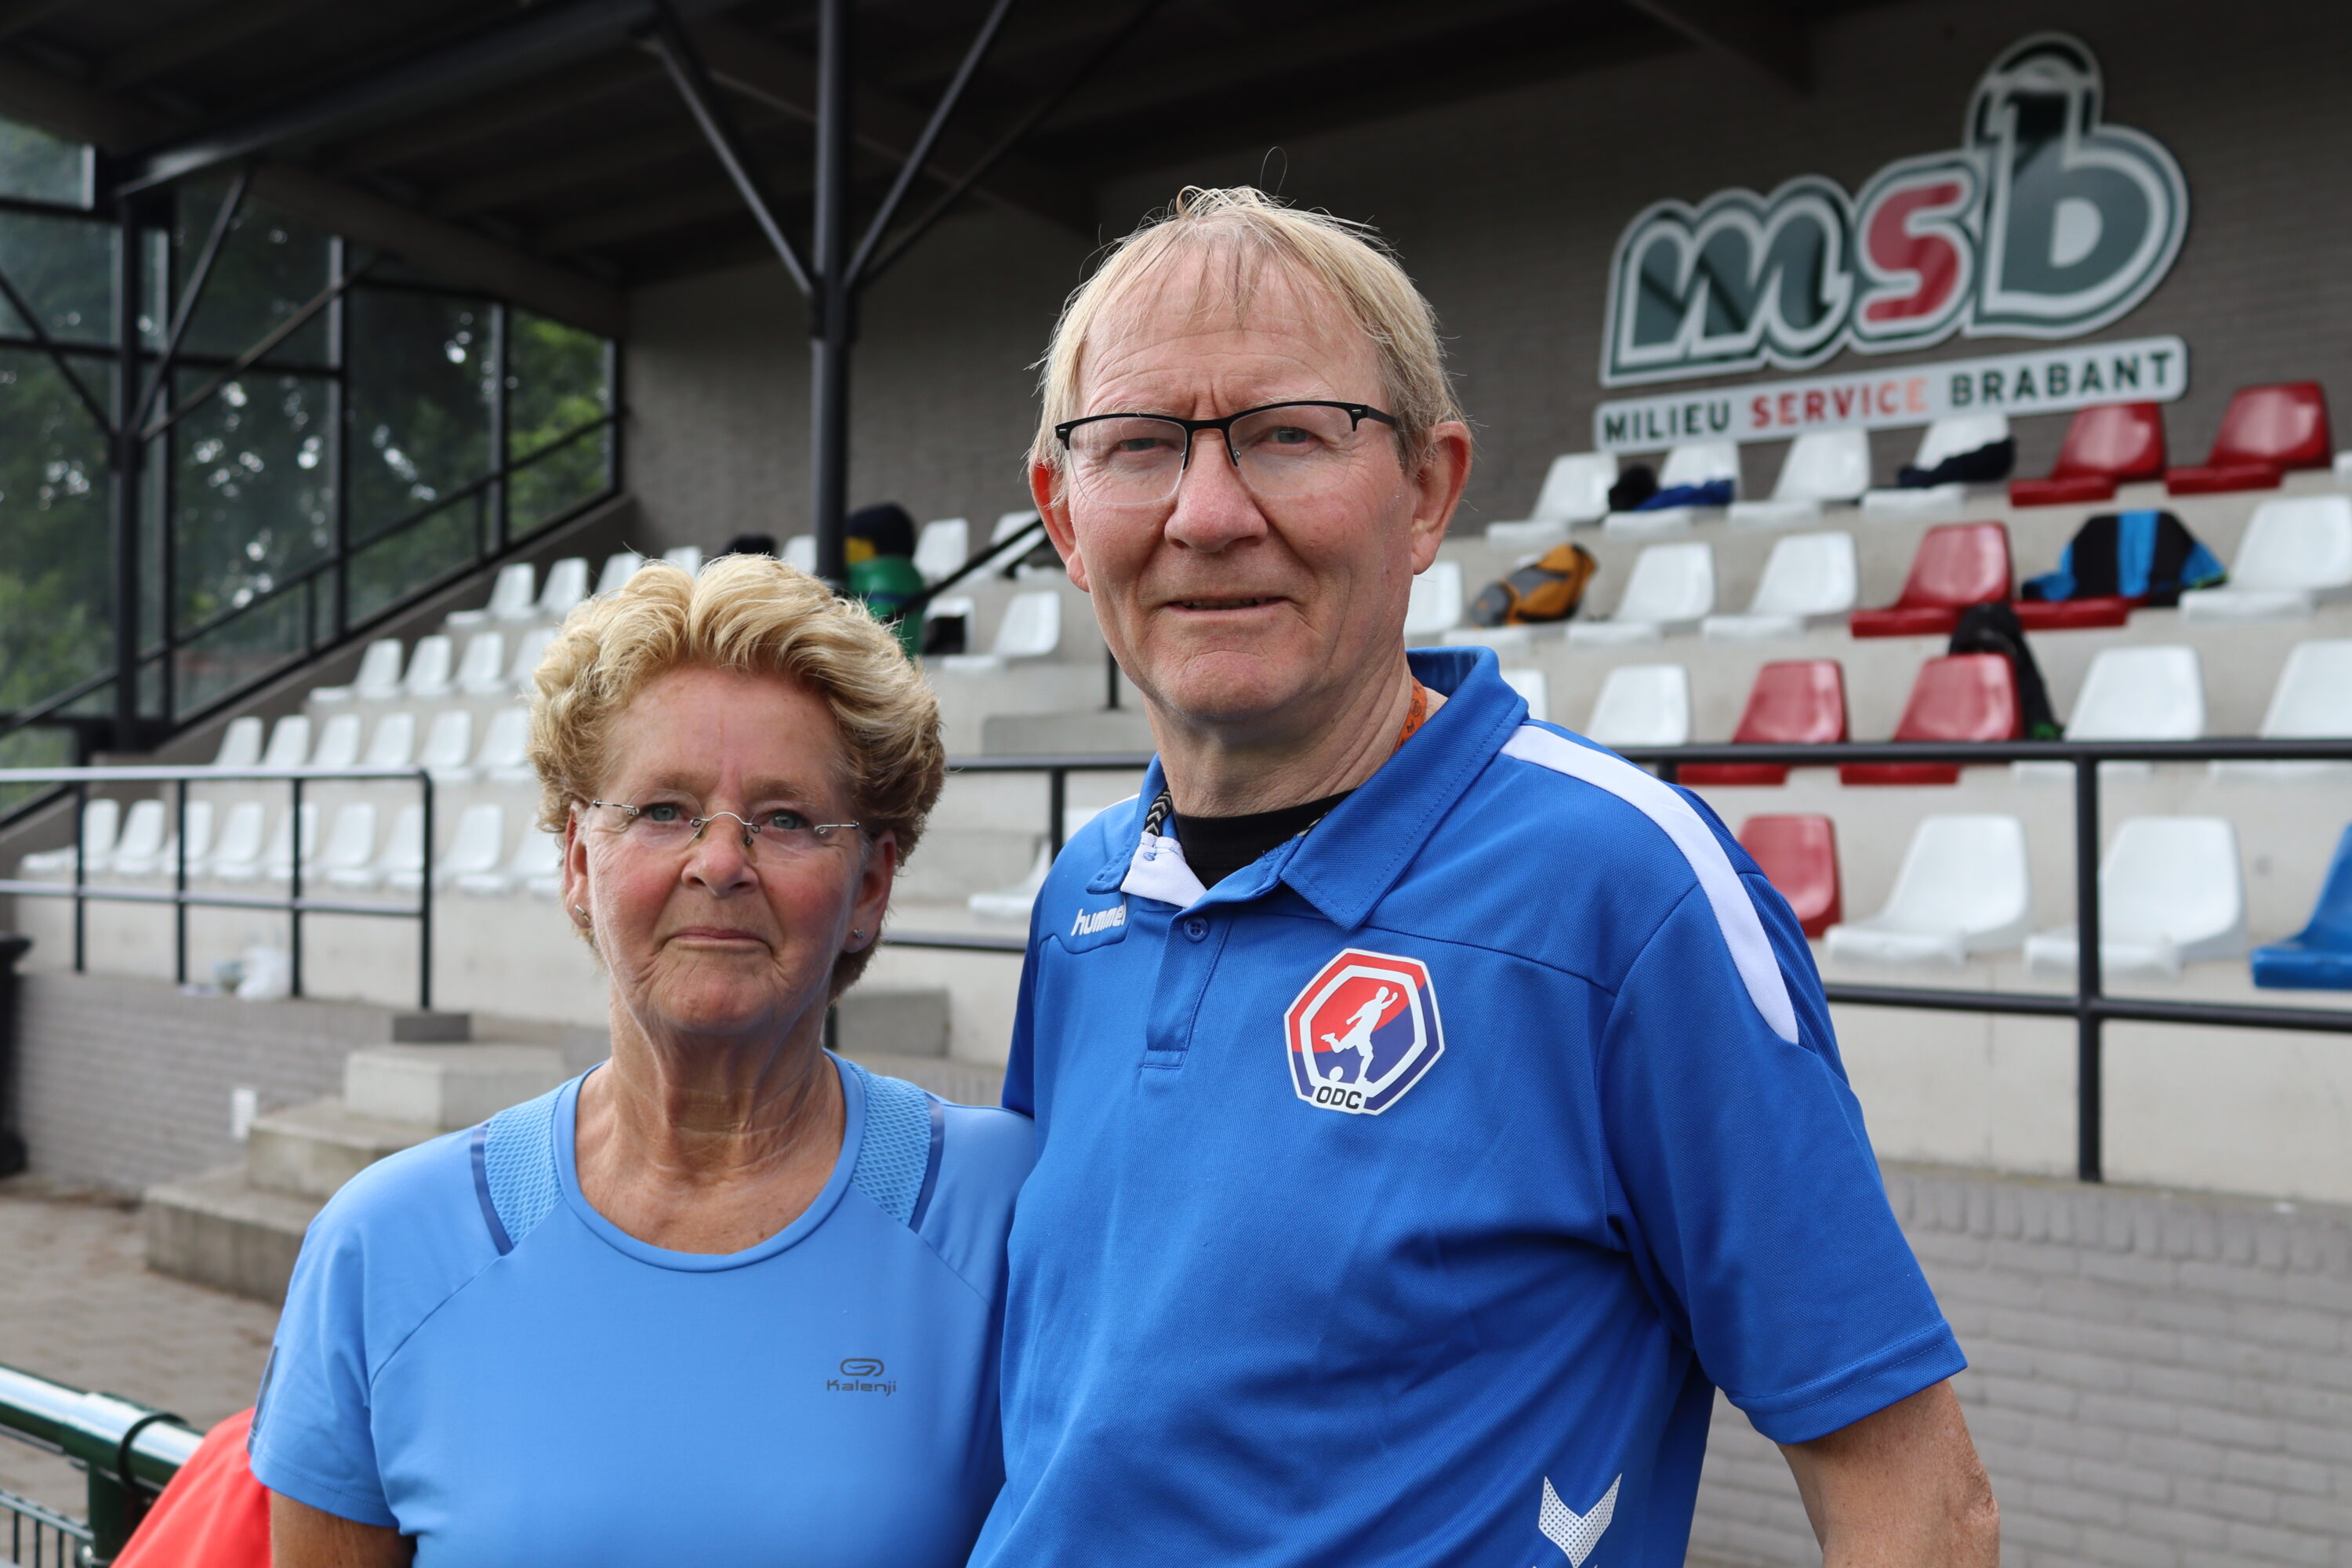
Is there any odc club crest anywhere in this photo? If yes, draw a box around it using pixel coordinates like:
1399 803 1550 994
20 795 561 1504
1284 949 1445 1116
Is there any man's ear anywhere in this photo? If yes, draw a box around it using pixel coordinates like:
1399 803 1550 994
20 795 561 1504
1408 420 1474 574
1033 460 1089 593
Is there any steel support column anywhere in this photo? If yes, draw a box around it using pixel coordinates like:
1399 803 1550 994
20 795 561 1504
2074 755 2103 1183
109 193 144 750
808 0 853 590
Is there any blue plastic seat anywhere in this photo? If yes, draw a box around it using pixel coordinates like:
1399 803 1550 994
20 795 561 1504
2251 825 2352 989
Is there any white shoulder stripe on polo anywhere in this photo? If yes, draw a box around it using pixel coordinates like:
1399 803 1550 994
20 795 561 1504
1500 724 1798 1043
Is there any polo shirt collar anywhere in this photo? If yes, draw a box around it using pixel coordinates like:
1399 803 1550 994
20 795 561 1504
1092 646 1530 927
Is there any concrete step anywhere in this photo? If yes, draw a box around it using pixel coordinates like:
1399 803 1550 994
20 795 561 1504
836 988 949 1058
343 1043 568 1128
143 1164 323 1305
844 1050 1007 1109
245 1099 442 1200
979 707 1154 756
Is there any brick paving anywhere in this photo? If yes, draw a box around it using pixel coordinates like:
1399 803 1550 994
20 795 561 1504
0 1181 277 1523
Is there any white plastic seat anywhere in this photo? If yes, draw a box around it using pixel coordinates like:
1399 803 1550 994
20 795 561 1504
2024 817 2249 980
209 717 264 770
398 635 453 700
2336 450 2352 488
783 535 817 573
448 561 536 627
249 804 320 884
317 803 379 887
351 804 427 895
310 713 363 771
1826 814 2033 969
1500 667 1549 721
1487 452 1617 546
656 545 700 576
1583 664 1690 749
1702 531 1859 642
150 800 216 880
26 798 120 875
420 710 475 782
1730 430 1871 530
437 804 505 891
506 625 557 695
981 510 1044 575
101 800 168 879
533 557 590 622
596 550 644 596
312 638 405 705
1404 561 1465 637
364 712 417 771
260 715 313 770
938 591 1061 673
2180 495 2352 622
461 823 561 898
2016 645 2204 784
1604 441 1740 535
203 802 268 882
1566 542 1715 645
971 841 1053 923
476 706 535 786
913 518 971 583
1862 415 2012 521
2214 640 2352 781
454 632 507 695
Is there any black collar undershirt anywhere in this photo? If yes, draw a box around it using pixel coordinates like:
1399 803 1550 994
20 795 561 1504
1167 790 1355 889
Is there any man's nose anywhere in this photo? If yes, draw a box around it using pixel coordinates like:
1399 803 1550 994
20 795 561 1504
1163 429 1268 554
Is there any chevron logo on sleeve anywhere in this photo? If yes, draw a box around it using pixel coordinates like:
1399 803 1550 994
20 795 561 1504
1535 1474 1621 1568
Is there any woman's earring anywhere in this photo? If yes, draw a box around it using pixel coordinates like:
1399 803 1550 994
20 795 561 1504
572 904 591 928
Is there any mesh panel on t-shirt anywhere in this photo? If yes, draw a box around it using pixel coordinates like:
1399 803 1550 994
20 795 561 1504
847 1061 932 1227
483 1084 564 1248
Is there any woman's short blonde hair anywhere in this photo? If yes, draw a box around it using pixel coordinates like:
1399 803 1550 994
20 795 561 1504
527 553 944 993
1031 185 1465 472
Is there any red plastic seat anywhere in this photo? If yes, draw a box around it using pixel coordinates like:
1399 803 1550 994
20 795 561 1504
2165 382 2334 495
2009 403 2166 506
1840 653 2020 785
1848 522 2012 639
2012 595 2133 631
1684 661 1848 786
1738 815 1842 938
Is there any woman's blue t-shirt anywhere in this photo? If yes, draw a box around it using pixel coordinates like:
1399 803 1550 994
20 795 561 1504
249 1056 1034 1566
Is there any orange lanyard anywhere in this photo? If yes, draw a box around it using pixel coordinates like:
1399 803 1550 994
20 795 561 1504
1396 681 1432 750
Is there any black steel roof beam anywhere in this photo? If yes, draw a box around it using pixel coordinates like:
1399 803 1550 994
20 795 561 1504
113 0 736 196
319 53 657 176
1617 0 1806 91
0 0 77 43
129 162 249 434
96 0 320 91
0 251 113 433
646 0 814 296
142 248 378 441
847 0 1018 285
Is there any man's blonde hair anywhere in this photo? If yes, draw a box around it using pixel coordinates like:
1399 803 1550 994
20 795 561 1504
526 554 944 994
1032 185 1465 473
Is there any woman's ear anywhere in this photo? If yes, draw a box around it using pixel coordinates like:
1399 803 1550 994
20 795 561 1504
560 806 593 938
848 830 898 950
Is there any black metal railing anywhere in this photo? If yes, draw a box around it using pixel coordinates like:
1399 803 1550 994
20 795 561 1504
0 763 438 1011
883 736 2352 1183
0 1359 199 1566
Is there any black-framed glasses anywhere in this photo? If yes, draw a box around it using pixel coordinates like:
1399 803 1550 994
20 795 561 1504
1054 399 1401 508
585 800 861 862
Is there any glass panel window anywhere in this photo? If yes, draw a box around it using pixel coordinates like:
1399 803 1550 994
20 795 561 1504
171 372 333 633
178 184 333 365
0 211 114 345
506 310 612 535
349 289 494 544
0 350 114 714
0 116 90 206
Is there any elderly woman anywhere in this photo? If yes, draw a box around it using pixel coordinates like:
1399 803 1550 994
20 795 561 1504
249 556 1032 1566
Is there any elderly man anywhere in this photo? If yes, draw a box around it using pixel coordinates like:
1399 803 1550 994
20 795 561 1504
975 187 1998 1568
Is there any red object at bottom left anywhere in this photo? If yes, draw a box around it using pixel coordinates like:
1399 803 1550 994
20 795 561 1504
114 1406 271 1568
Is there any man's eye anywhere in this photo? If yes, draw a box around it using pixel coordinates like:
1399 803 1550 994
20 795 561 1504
762 809 811 832
642 803 687 824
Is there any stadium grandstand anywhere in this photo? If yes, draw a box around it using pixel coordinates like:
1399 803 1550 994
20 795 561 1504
2 0 2351 1562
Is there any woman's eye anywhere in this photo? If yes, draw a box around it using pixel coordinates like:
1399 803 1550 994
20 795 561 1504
762 809 811 832
643 802 686 824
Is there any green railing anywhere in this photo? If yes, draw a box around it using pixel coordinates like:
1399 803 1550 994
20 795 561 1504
0 1361 200 1565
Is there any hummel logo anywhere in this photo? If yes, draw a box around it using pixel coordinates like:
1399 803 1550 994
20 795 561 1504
1536 1475 1620 1567
1070 904 1127 937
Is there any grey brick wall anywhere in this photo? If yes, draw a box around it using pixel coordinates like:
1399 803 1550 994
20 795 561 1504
1692 1165 2352 1568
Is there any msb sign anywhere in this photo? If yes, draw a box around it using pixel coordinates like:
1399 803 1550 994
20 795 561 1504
1601 34 2188 387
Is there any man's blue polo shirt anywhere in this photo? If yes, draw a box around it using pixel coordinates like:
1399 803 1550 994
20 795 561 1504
972 647 1963 1568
